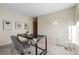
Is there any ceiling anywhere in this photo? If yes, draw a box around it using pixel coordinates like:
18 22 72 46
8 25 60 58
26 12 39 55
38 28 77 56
0 3 76 17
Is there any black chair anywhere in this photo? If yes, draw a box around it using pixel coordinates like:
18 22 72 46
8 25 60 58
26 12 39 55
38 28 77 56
11 35 31 55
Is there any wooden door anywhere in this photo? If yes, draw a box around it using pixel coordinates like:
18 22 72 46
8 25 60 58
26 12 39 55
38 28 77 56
33 17 38 37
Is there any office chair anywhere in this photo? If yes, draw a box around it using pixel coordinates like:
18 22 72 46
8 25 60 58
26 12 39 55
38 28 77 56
11 35 31 55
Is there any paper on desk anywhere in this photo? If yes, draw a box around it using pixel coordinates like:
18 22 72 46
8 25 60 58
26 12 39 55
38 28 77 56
32 38 37 44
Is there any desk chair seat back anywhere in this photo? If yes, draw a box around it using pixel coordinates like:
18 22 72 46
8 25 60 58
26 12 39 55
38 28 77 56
11 35 24 53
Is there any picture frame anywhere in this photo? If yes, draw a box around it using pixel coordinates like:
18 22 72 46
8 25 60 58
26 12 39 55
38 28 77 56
24 23 29 30
0 20 3 30
3 20 12 30
15 21 22 30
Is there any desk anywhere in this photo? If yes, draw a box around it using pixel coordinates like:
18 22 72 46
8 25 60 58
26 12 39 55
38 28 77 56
17 34 47 55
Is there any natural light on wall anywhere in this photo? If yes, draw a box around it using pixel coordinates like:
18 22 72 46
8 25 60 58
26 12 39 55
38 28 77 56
53 19 77 46
68 25 76 44
68 21 79 46
75 21 79 46
53 20 58 25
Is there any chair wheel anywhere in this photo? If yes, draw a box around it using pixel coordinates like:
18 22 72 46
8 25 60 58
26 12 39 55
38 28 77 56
21 52 24 55
28 51 31 54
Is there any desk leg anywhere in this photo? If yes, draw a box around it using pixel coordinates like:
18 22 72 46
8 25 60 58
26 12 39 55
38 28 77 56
45 36 47 54
35 43 38 55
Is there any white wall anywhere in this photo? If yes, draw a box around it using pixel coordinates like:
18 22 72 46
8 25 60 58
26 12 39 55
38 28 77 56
0 9 33 46
38 7 75 48
74 4 79 54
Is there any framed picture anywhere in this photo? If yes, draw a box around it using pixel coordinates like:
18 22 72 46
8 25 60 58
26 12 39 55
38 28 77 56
15 21 22 30
24 23 29 30
0 21 3 30
3 20 12 30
